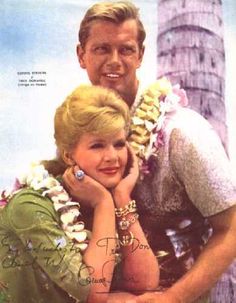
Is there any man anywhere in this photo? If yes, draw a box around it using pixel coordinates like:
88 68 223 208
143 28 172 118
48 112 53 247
76 1 236 302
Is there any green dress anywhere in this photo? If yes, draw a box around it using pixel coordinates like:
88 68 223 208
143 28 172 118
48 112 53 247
0 188 91 303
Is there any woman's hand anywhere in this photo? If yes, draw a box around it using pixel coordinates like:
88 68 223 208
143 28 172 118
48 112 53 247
62 165 112 208
136 291 181 303
112 144 139 207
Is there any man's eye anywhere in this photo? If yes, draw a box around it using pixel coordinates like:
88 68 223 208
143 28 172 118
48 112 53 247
93 46 108 54
120 46 135 55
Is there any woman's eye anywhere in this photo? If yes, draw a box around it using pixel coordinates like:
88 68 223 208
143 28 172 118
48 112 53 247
90 143 104 149
114 141 126 148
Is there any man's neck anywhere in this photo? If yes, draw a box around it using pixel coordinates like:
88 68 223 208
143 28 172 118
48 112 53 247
122 93 135 108
122 80 139 108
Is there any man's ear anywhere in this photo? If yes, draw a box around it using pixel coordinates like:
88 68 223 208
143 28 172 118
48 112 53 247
137 45 145 68
62 150 75 166
76 44 86 69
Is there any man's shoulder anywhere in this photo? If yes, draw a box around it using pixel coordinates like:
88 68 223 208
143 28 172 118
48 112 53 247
165 107 212 133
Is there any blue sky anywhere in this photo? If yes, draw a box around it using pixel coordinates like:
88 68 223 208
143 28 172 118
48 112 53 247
0 0 235 187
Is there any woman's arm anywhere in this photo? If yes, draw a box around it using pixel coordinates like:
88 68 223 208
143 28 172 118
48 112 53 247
83 198 116 303
115 202 159 292
63 167 117 303
112 146 159 292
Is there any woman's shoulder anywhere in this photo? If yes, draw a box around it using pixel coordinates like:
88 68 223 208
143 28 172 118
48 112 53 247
9 187 52 208
6 188 58 229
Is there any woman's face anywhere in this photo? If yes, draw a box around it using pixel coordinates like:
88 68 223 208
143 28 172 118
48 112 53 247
71 129 128 189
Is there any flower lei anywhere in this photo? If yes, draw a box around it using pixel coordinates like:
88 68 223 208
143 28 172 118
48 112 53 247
129 77 187 176
0 164 89 251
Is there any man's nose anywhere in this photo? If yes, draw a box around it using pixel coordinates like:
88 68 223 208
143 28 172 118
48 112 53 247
107 49 121 67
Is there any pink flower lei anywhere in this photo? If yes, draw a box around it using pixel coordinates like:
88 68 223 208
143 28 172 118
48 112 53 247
129 77 188 177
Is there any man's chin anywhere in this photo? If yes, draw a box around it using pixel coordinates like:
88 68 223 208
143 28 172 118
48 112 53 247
101 80 123 94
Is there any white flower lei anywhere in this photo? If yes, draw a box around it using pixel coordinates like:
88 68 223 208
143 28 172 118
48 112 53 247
129 77 183 176
1 164 89 251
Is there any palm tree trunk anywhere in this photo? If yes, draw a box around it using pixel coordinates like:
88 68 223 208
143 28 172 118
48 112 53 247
157 0 228 151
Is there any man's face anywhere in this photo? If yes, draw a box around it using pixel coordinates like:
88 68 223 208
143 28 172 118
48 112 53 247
77 19 144 106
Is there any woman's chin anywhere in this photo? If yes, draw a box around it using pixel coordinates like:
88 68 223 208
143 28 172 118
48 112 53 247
98 177 121 190
103 181 120 189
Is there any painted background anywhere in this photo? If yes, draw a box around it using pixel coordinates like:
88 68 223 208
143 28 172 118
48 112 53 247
0 0 235 188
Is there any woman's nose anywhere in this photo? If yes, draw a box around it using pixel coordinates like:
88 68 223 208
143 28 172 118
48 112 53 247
103 146 118 161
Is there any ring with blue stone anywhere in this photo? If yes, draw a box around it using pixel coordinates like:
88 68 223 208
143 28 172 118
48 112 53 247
75 170 85 181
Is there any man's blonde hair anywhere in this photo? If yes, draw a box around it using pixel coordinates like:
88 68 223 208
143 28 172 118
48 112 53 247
79 1 146 49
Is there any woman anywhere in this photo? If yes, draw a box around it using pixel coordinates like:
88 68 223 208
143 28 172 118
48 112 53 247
0 85 158 303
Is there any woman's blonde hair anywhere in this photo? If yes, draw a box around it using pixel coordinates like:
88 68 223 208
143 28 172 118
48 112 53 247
43 85 130 176
79 1 146 50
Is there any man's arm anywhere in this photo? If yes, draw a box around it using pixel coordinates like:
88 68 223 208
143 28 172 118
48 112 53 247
136 204 236 303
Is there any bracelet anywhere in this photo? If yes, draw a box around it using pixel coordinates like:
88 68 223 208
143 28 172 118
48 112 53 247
119 231 134 247
118 213 139 230
115 200 137 217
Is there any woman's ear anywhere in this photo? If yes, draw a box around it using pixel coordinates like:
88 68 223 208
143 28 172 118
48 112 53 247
62 150 75 166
